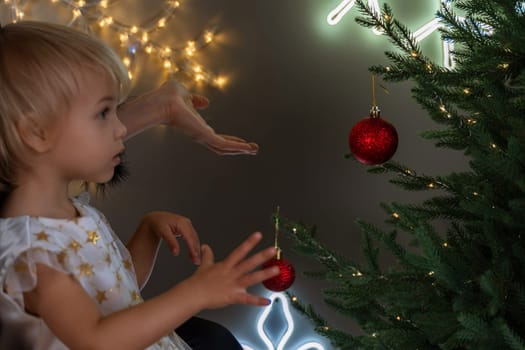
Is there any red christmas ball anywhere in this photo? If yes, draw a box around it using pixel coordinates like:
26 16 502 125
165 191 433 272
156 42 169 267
262 257 295 292
349 115 398 165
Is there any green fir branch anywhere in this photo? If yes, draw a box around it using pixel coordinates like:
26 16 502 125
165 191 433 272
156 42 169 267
497 317 525 350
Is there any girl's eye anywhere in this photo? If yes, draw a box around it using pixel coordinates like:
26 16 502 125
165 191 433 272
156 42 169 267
97 107 110 120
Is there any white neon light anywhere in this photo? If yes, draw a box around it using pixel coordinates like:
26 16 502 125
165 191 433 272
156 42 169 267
368 0 383 35
326 0 457 67
327 0 356 25
443 38 455 69
259 293 294 350
240 292 326 350
297 342 326 350
413 18 441 42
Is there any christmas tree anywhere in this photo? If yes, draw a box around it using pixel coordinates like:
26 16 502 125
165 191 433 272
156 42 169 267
281 1 525 349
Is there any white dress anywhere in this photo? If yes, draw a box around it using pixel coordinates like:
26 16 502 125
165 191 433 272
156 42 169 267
0 193 191 350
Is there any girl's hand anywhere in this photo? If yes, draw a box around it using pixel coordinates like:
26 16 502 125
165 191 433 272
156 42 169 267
185 232 280 309
157 80 259 155
139 211 201 265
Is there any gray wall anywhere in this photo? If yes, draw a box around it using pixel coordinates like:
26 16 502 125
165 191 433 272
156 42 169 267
75 0 469 347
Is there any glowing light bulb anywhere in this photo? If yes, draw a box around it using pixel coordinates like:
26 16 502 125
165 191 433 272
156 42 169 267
168 0 180 8
72 8 82 18
204 31 214 43
185 41 196 56
213 76 228 88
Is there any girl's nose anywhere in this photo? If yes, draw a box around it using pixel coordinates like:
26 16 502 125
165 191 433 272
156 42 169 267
115 117 127 139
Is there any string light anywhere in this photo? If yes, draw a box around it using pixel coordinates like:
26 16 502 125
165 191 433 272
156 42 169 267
6 0 226 88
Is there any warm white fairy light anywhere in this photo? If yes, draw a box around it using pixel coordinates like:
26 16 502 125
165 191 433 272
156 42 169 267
141 32 149 43
8 0 226 88
185 41 197 56
122 57 131 67
204 30 214 43
157 17 167 28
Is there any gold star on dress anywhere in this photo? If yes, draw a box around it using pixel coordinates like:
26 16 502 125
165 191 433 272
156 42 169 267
130 290 141 302
123 259 133 272
86 231 100 245
95 289 108 304
68 240 82 253
105 253 112 265
78 263 94 277
35 231 49 241
57 250 68 267
14 262 29 273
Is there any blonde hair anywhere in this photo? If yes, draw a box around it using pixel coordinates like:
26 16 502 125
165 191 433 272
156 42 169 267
0 21 130 189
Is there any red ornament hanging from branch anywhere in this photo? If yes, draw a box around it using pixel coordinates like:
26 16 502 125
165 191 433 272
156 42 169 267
262 207 296 292
348 76 398 165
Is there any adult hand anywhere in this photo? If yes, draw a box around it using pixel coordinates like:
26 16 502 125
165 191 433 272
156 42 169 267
158 81 259 155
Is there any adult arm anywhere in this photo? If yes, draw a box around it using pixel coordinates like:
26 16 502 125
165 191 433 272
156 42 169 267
118 81 258 155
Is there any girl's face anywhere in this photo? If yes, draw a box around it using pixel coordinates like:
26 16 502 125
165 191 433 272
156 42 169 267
47 71 127 184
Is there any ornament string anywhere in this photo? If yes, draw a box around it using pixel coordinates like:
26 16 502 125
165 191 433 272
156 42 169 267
372 74 377 108
274 206 282 259
370 74 380 118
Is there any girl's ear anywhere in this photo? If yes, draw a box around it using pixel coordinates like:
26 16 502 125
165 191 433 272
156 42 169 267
16 117 53 153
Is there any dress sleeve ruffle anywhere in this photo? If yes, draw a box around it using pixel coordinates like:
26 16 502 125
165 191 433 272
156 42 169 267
3 247 71 310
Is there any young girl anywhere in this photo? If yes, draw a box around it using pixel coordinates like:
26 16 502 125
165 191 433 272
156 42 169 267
0 21 279 349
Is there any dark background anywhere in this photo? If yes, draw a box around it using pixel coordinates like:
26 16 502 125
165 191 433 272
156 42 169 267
18 0 468 348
